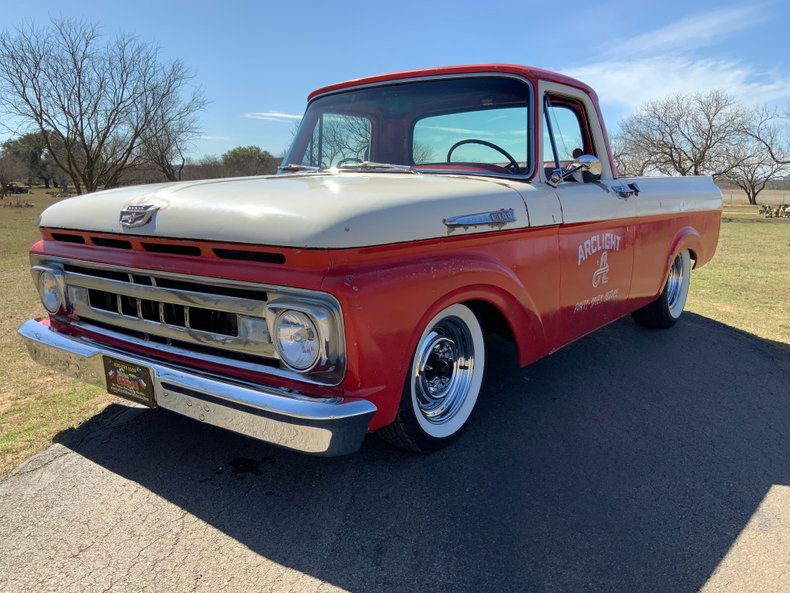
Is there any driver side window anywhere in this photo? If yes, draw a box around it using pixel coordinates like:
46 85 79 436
542 96 595 175
412 107 528 171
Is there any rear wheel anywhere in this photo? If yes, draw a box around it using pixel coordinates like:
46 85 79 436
632 250 691 329
377 303 486 452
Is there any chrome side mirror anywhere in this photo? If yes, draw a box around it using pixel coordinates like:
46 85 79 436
547 154 603 187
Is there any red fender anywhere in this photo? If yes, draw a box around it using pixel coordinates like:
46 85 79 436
407 282 546 369
659 226 703 287
324 247 555 429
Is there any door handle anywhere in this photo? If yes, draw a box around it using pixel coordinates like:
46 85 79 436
611 182 640 199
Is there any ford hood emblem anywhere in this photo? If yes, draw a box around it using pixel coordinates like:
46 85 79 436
120 204 159 228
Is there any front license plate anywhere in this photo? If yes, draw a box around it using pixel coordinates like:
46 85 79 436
103 356 155 407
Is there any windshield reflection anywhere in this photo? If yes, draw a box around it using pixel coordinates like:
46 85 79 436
282 76 532 177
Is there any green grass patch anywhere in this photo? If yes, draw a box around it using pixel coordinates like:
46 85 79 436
0 188 112 474
686 204 790 347
0 382 105 460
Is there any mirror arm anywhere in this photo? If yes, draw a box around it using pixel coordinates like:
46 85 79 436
547 164 583 188
546 154 602 188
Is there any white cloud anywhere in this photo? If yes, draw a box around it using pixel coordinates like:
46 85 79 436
420 125 491 135
200 134 230 141
560 4 790 119
244 111 303 123
564 56 790 112
601 4 765 58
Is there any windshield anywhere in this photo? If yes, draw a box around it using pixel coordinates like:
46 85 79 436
282 76 532 177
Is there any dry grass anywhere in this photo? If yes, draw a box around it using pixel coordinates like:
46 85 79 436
686 203 790 347
0 189 112 475
0 186 787 474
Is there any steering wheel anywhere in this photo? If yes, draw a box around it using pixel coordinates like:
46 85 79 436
447 139 520 173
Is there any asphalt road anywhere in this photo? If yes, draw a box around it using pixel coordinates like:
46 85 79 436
1 313 788 593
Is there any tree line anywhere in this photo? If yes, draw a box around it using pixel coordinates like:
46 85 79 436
0 134 279 196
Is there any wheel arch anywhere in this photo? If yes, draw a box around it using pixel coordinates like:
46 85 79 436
659 226 702 287
407 284 547 371
670 226 703 268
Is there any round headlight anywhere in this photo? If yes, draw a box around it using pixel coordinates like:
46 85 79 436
274 310 320 371
38 270 63 314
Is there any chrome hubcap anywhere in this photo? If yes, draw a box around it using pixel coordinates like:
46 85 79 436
666 254 684 309
414 317 475 424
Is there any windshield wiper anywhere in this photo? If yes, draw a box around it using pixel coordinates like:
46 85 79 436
277 164 322 173
336 161 418 174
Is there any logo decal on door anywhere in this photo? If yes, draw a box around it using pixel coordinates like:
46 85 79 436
592 251 609 287
573 231 623 313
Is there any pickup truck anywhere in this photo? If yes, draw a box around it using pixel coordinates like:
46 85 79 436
19 64 723 455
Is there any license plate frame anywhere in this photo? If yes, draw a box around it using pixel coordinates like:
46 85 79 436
102 356 156 407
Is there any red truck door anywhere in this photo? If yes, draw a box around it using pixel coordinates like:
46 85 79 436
541 92 636 347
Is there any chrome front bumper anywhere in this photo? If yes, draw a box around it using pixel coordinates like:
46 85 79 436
18 319 376 456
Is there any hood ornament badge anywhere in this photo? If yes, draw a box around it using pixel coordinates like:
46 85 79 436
120 204 159 228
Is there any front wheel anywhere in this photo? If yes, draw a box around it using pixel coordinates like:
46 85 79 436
377 304 486 452
632 250 691 329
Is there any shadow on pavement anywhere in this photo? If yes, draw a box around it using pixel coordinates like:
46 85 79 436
60 314 790 592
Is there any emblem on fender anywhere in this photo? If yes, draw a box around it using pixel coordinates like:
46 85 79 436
119 204 159 228
443 208 517 229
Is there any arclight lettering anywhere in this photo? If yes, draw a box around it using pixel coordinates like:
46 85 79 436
577 232 622 266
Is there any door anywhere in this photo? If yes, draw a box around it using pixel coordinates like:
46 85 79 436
542 93 636 347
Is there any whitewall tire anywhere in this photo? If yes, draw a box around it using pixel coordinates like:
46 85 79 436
632 250 691 329
377 303 486 451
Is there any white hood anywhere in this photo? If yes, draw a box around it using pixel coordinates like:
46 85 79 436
38 173 530 248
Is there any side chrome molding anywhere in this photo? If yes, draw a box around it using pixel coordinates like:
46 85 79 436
443 208 517 230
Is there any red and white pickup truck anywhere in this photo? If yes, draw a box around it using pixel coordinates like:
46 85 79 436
19 64 722 455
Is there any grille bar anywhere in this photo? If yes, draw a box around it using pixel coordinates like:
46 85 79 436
64 267 276 359
65 270 266 316
70 287 273 356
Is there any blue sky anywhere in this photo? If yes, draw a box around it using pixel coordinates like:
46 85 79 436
3 0 789 158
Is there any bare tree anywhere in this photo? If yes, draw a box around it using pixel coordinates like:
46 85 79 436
724 153 786 204
743 105 790 166
723 115 788 204
0 150 25 197
412 141 436 164
140 90 205 181
0 18 205 194
610 134 653 177
618 91 747 179
300 115 371 168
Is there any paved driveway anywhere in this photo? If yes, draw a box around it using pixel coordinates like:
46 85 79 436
1 314 788 593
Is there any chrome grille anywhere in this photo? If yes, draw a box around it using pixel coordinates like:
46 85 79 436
32 256 347 386
63 264 276 359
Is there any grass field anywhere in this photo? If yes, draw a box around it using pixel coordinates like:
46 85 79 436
0 190 112 475
686 203 790 346
0 187 788 474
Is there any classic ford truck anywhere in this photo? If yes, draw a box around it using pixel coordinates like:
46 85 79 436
19 64 722 455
